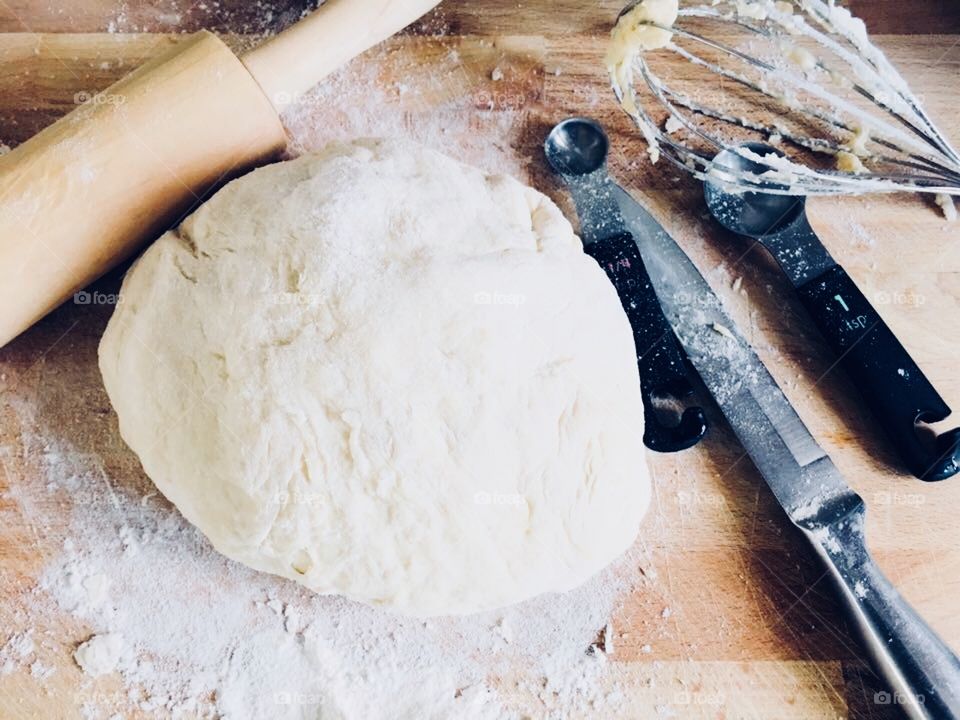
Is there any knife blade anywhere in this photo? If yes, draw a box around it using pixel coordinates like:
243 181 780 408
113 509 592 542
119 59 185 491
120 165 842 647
612 184 960 720
612 185 857 525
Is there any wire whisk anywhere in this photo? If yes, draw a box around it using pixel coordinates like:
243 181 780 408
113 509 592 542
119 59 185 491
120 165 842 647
608 0 960 203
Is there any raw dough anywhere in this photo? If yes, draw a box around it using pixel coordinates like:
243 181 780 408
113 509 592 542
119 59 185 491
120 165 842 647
607 0 679 69
836 150 866 174
935 193 957 222
785 45 817 72
99 139 650 617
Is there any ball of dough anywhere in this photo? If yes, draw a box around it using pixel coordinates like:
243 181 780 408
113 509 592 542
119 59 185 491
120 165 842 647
99 139 650 617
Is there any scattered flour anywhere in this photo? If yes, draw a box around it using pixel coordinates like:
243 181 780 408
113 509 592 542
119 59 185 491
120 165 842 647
1 396 650 719
0 630 35 676
30 659 55 680
847 221 876 249
74 633 128 677
280 41 528 182
709 322 736 340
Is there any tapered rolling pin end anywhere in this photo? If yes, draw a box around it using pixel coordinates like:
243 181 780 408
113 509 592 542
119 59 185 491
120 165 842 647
0 31 287 348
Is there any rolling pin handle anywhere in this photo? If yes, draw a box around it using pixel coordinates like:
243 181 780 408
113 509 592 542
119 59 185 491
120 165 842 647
242 0 441 112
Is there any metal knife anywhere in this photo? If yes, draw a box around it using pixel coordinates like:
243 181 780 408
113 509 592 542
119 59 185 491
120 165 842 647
615 184 960 720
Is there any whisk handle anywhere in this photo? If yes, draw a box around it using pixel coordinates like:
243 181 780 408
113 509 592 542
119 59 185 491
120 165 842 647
797 265 960 481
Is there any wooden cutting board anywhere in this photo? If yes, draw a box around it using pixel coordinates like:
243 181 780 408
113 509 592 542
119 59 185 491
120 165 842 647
1 2 959 718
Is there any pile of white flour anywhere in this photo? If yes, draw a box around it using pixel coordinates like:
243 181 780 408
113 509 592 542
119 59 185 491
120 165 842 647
1 394 652 719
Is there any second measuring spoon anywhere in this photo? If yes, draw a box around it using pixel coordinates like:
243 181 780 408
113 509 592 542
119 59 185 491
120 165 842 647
704 142 960 481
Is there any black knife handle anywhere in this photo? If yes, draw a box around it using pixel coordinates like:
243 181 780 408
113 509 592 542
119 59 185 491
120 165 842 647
586 232 708 453
796 265 960 481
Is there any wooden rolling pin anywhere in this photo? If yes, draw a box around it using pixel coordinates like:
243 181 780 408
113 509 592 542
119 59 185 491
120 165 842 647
0 0 440 349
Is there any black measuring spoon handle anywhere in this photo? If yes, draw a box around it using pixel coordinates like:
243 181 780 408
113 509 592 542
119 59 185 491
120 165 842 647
586 231 708 453
796 264 960 481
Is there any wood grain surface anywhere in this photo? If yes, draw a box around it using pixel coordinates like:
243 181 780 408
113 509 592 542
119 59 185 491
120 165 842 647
1 1 959 718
